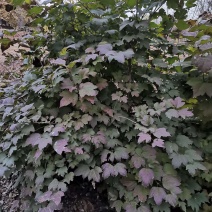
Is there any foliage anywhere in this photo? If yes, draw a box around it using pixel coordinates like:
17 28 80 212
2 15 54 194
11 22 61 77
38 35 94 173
0 0 211 211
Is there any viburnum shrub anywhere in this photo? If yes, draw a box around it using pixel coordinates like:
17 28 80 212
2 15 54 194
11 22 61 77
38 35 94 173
0 0 211 211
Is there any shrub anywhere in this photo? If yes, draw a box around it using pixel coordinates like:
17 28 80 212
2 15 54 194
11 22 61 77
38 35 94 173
0 0 211 211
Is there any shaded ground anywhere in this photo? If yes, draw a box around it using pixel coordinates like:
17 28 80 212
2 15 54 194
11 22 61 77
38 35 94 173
59 179 114 212
0 176 114 212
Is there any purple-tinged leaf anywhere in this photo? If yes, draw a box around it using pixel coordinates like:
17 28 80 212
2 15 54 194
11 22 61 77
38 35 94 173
165 193 178 207
85 47 95 54
92 131 106 146
60 91 78 107
10 200 19 211
50 58 66 66
120 178 137 191
123 49 134 59
138 132 151 143
96 43 113 55
178 108 193 118
82 133 92 142
102 107 113 117
9 123 20 132
38 136 52 151
32 85 46 93
162 175 181 194
106 51 125 63
25 133 41 146
2 97 14 105
61 78 76 92
102 163 114 179
53 139 71 155
165 109 179 119
131 90 139 97
141 115 154 126
84 96 95 104
38 207 53 212
79 82 98 97
20 103 34 113
114 163 127 176
20 187 32 198
35 176 44 186
152 139 165 148
133 185 148 202
181 30 198 37
37 191 52 203
50 191 64 206
125 204 137 212
150 187 166 205
171 97 185 108
50 125 65 136
25 133 52 150
131 155 145 169
85 54 98 62
0 165 8 176
139 168 154 187
153 128 171 138
96 78 108 91
74 147 83 155
34 149 42 161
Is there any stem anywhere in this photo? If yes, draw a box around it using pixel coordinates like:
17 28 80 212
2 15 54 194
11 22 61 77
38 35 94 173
118 115 137 124
78 1 98 18
128 59 132 82
136 0 139 21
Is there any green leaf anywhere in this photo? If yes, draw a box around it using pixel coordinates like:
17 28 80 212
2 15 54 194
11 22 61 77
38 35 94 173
152 58 168 68
126 0 136 7
165 142 179 154
176 20 189 30
56 166 68 177
163 164 177 176
176 135 193 147
111 200 123 212
48 179 59 190
186 162 206 175
179 188 192 201
187 192 208 211
74 164 90 179
28 6 43 15
88 167 102 182
170 153 189 168
12 0 25 6
79 82 98 98
63 172 74 183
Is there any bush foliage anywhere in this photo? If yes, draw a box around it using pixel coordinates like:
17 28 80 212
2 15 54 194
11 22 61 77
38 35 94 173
0 0 211 211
